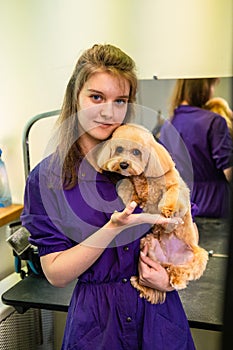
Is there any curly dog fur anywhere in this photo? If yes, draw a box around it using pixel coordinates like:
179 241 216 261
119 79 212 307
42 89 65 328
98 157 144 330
97 123 208 304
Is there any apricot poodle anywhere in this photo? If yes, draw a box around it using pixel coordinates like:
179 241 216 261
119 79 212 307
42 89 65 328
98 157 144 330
97 123 208 304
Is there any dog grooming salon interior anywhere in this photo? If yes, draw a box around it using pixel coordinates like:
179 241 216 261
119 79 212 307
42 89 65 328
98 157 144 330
0 1 232 349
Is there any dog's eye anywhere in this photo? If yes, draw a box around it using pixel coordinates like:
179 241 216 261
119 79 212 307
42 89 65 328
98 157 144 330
116 146 124 153
132 149 141 156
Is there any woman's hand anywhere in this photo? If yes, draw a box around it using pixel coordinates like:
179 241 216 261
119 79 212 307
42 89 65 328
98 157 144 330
110 201 182 229
138 244 174 292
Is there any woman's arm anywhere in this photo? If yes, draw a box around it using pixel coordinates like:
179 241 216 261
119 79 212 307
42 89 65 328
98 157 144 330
41 201 181 287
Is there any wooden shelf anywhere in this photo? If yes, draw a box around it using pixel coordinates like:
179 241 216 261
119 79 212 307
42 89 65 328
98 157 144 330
0 204 24 227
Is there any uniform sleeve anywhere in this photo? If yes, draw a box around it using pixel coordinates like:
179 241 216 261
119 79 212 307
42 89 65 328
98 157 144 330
209 115 233 170
21 163 75 256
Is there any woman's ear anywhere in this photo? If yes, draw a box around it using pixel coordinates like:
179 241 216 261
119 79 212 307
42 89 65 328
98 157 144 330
97 140 112 170
145 138 175 177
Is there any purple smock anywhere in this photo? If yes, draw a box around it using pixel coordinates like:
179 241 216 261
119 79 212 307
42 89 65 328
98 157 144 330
21 156 195 350
159 105 233 218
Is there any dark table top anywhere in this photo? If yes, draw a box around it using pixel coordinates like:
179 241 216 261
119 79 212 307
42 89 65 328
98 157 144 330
2 275 76 314
179 217 229 331
1 217 230 331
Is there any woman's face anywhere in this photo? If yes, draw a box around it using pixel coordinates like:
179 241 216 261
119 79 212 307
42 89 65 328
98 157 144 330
77 71 130 152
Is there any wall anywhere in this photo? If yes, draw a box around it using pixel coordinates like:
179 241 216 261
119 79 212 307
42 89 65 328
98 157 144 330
0 226 15 280
0 0 232 205
129 0 233 79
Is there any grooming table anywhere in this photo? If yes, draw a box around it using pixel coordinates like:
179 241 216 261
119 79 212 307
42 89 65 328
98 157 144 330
1 218 229 331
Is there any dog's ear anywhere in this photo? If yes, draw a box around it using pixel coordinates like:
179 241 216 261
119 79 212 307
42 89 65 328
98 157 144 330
97 140 112 170
145 137 175 177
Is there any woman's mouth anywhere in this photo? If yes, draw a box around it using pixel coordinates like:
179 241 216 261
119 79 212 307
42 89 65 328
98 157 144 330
94 121 114 128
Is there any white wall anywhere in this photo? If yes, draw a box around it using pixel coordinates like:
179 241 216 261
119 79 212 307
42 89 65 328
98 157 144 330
0 0 232 204
128 0 233 79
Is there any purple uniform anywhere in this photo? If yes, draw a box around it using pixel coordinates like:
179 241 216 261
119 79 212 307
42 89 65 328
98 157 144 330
21 157 195 350
160 105 233 218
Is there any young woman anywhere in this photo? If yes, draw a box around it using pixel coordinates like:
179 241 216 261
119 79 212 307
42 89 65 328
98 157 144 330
160 78 233 219
21 44 196 349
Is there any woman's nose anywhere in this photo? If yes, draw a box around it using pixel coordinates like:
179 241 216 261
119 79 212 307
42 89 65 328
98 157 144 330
100 102 114 120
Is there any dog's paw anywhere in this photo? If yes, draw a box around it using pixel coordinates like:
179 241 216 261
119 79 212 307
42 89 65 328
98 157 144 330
160 207 173 218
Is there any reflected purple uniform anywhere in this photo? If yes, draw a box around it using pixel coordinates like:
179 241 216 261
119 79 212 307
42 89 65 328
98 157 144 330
160 105 233 218
21 158 195 350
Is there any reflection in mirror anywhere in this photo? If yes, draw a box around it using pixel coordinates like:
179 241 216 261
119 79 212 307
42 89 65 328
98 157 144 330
138 77 233 349
138 77 232 126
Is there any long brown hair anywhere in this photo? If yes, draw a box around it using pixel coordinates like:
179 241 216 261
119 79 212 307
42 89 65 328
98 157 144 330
53 44 138 189
169 78 219 117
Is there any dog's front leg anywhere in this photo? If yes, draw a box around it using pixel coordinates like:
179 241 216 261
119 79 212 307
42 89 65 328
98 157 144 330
131 174 149 208
159 185 180 218
117 178 139 206
158 170 180 217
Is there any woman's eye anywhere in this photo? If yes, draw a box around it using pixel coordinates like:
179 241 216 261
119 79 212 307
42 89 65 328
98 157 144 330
114 99 127 106
132 149 141 156
116 146 124 153
90 95 102 102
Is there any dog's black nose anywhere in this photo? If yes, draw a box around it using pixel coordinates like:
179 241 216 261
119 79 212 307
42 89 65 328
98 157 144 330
120 162 129 170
